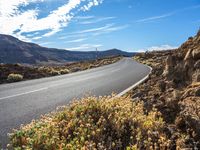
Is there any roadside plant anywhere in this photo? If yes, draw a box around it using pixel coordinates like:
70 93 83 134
50 69 60 76
7 73 23 82
59 69 70 74
8 95 170 149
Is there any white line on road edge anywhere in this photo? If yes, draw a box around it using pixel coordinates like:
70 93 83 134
0 87 48 100
115 65 152 97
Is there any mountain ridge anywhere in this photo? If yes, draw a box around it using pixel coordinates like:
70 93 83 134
0 34 135 65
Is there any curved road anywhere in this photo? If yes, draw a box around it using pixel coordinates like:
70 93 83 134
0 58 151 147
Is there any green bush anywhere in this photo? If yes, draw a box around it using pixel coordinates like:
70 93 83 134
8 96 170 150
7 73 23 82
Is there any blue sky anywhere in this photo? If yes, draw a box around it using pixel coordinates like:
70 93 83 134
0 0 199 52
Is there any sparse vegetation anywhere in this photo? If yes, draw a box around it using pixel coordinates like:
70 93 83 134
0 56 121 84
7 73 23 82
60 69 70 74
50 69 61 76
8 96 170 150
129 30 200 149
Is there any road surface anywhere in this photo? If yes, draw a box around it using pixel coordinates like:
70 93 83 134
0 58 151 147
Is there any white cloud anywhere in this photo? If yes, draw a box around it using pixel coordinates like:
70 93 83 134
135 5 200 24
80 0 103 11
65 38 87 43
74 24 114 34
58 34 87 40
32 36 43 40
60 24 128 40
39 41 53 46
66 44 102 51
0 0 103 41
72 23 128 36
94 24 129 35
138 44 178 52
79 16 116 25
135 13 173 23
75 16 95 20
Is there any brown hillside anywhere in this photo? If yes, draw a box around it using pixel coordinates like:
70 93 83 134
132 30 200 149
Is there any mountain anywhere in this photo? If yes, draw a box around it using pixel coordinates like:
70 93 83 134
0 34 135 65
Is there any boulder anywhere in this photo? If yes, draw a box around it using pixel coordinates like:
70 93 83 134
192 48 200 60
184 49 193 61
194 60 200 69
157 80 166 92
192 70 200 82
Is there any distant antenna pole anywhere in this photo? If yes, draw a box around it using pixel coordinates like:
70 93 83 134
96 47 98 59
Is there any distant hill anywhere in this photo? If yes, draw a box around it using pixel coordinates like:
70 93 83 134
0 34 135 65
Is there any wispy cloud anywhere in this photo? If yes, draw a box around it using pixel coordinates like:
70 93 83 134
58 24 128 42
66 44 102 51
0 0 103 41
79 16 116 25
39 42 53 46
75 16 95 20
138 44 178 52
58 34 87 40
135 4 200 23
73 24 129 36
65 38 87 43
92 24 129 36
74 24 114 34
135 13 173 23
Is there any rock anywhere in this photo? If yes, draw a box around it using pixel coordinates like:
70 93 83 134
173 90 181 100
195 87 200 96
192 48 200 60
157 80 166 92
166 55 174 66
182 85 200 98
192 70 200 82
184 49 193 60
132 92 143 99
194 60 200 69
70 67 81 72
175 116 186 130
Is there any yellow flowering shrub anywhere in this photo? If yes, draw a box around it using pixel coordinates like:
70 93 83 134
8 96 170 149
7 73 23 82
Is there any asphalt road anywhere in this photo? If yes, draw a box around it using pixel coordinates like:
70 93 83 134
0 58 151 147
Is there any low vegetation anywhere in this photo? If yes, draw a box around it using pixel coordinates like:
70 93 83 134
0 56 121 84
8 96 170 150
7 73 23 82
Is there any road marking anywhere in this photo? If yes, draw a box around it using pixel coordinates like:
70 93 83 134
0 68 119 100
0 87 48 100
116 65 152 97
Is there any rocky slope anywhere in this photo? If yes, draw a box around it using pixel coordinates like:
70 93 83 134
0 34 134 65
132 30 200 149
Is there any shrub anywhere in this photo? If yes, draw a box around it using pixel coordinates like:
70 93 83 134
70 67 81 72
60 69 70 74
38 67 52 73
50 69 60 76
7 73 23 82
8 96 170 150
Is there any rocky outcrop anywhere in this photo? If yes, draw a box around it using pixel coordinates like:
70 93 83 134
162 30 200 86
132 29 200 149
